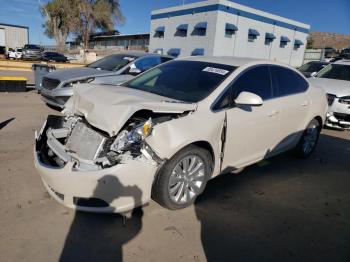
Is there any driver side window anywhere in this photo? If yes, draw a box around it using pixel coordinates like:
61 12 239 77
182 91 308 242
134 56 162 72
232 65 273 100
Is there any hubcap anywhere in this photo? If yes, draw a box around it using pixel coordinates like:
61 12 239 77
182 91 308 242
168 155 205 204
302 122 319 154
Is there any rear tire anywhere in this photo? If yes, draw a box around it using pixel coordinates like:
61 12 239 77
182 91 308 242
152 145 212 210
294 119 321 158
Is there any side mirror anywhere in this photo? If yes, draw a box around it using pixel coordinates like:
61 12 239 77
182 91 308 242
310 72 318 77
129 66 142 75
234 91 263 106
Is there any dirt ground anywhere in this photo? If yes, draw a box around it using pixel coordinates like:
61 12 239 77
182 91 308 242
0 87 350 261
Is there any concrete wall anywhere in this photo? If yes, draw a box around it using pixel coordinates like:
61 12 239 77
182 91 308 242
150 0 310 67
0 24 28 50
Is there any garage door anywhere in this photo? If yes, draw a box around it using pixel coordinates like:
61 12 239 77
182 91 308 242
0 28 5 46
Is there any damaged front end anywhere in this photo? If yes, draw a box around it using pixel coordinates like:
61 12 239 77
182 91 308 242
36 114 163 171
34 111 187 212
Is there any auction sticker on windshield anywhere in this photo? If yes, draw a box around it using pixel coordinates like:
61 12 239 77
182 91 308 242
203 67 229 75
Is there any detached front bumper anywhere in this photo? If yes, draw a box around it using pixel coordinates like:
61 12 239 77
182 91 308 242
34 117 158 213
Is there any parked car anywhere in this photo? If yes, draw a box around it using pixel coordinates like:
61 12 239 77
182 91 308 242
308 60 350 130
298 61 329 78
22 44 43 60
41 52 69 63
34 57 328 213
40 52 173 108
7 48 22 60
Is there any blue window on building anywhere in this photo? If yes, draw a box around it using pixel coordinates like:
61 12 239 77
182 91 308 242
192 22 207 36
265 32 276 45
154 26 165 38
280 36 290 48
294 39 304 49
175 24 188 37
168 48 181 57
248 29 260 42
191 48 204 56
225 23 238 37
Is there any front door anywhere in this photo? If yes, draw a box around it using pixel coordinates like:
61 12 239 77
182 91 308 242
221 65 282 170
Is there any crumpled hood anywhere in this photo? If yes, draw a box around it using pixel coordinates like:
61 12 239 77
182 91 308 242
308 77 350 97
46 67 115 82
63 84 197 136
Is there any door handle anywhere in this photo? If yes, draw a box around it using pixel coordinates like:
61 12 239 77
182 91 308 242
301 101 309 107
267 110 279 117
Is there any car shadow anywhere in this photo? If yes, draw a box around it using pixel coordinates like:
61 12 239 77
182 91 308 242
0 117 15 130
59 175 143 262
195 133 350 262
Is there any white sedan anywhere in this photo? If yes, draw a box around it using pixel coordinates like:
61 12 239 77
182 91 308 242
34 57 328 213
308 60 350 130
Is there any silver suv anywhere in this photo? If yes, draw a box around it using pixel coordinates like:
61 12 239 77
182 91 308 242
22 44 42 60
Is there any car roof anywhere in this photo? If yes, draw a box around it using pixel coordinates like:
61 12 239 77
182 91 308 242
112 51 173 59
333 59 350 65
309 61 329 64
178 56 278 67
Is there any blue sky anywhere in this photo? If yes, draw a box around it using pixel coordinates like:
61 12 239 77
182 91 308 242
0 0 349 45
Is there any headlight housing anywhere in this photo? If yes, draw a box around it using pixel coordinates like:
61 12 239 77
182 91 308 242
110 119 153 153
63 78 95 88
339 96 350 105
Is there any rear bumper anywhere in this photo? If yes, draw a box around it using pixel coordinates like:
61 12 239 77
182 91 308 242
34 118 158 213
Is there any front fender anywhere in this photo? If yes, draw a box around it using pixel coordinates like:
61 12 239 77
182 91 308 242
145 110 226 176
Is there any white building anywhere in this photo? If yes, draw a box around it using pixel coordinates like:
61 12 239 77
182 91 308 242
150 0 310 67
0 23 29 55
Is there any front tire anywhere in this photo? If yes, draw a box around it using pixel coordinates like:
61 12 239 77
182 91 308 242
152 145 212 210
294 119 321 158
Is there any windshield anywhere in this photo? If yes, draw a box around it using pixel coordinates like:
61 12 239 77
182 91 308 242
122 60 236 103
25 45 41 50
88 54 136 71
317 64 350 81
299 62 327 73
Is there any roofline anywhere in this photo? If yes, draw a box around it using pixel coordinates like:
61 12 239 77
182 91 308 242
0 22 29 30
151 0 310 33
92 33 150 39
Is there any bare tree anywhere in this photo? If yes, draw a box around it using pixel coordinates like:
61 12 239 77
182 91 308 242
74 0 125 50
41 0 78 52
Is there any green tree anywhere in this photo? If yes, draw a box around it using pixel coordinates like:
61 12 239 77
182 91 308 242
41 0 78 52
75 0 125 49
306 36 314 49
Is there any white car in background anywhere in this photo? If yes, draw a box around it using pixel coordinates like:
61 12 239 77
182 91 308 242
7 48 22 60
308 60 350 130
34 57 328 213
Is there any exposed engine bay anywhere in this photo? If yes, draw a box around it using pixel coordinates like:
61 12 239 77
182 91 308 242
36 111 188 171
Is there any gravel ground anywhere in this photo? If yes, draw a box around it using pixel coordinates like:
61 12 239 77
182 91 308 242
0 90 349 262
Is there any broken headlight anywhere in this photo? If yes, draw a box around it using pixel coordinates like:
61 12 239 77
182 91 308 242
110 119 153 153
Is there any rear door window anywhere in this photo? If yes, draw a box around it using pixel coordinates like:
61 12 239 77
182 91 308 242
270 66 308 96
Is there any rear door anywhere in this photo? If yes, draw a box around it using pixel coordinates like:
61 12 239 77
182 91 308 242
270 65 310 152
220 65 282 169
